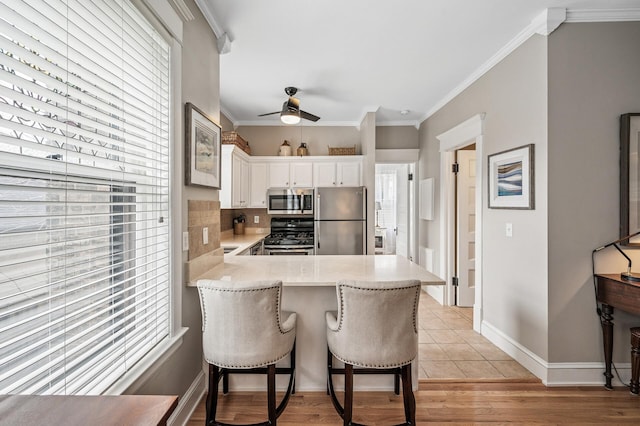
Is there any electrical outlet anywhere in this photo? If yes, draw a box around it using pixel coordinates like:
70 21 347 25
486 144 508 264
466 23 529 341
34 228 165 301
254 215 260 224
505 222 513 237
182 231 189 251
203 227 209 245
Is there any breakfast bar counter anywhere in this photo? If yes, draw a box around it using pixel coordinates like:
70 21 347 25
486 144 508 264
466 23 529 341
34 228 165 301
192 255 444 391
189 254 444 287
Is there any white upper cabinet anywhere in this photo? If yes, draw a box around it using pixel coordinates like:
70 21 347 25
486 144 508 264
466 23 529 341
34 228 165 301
250 162 268 208
221 145 251 208
268 162 290 188
231 154 250 208
269 161 313 188
313 159 362 187
337 161 361 186
290 162 313 187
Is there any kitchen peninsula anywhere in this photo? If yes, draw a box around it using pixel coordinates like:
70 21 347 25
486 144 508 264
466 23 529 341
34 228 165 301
191 255 444 391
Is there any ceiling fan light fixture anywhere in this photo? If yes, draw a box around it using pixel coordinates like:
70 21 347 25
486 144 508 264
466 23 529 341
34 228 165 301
281 110 300 125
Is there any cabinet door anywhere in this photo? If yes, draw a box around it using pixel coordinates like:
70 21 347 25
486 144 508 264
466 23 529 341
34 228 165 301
291 162 313 187
313 162 337 187
231 155 244 207
268 162 290 188
250 162 268 207
240 158 250 207
337 161 361 186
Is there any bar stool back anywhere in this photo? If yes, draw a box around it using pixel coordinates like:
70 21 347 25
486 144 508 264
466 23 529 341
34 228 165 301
326 279 421 425
197 279 296 426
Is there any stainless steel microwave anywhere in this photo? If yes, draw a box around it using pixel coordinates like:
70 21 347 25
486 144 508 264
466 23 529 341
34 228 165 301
267 188 314 215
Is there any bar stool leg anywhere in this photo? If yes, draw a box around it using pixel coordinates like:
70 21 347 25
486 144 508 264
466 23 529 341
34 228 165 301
631 328 640 395
267 364 277 424
344 363 354 426
401 364 416 425
206 364 220 426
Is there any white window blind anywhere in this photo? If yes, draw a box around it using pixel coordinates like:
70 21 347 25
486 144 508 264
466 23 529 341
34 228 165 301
0 0 171 395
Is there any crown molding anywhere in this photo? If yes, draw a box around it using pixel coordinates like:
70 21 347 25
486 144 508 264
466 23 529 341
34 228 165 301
420 8 566 124
167 0 194 22
532 7 566 35
566 8 640 22
193 0 223 37
233 120 361 128
376 120 420 129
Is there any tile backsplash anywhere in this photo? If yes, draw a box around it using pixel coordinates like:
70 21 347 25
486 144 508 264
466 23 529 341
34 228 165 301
187 200 220 261
222 208 270 231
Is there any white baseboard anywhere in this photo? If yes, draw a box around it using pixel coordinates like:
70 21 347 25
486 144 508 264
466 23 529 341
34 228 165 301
422 285 443 305
168 370 206 426
480 320 631 387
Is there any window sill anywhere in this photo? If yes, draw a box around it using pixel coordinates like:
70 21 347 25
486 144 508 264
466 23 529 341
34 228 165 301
104 327 189 395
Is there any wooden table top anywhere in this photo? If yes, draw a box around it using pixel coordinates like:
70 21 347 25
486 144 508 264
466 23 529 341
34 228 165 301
0 394 178 426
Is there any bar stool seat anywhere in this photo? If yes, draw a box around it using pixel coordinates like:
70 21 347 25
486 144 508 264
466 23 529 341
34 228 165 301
631 327 640 395
197 279 297 426
326 279 421 426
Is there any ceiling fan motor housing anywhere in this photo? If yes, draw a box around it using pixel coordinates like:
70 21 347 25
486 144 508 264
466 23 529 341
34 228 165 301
283 97 300 113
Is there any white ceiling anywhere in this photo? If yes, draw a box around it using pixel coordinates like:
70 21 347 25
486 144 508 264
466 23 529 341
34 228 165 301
196 0 640 127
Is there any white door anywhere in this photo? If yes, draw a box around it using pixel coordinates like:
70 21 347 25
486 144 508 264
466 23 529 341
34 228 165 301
395 164 409 258
456 149 476 307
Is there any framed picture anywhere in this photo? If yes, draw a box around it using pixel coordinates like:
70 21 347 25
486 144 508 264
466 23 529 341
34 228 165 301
488 144 534 209
620 113 640 246
185 102 221 188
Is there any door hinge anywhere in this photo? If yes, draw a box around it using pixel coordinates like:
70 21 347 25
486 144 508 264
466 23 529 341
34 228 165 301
452 163 459 174
408 173 413 181
452 276 459 287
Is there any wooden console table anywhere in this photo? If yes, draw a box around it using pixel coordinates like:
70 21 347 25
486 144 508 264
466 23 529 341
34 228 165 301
0 394 178 425
595 273 640 389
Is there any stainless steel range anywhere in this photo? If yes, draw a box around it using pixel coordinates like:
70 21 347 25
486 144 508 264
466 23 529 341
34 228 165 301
263 217 315 255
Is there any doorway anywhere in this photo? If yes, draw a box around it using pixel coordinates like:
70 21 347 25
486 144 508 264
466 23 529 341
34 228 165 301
436 113 484 332
374 162 415 261
455 145 476 307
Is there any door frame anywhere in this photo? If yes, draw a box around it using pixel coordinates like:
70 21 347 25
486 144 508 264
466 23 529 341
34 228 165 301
436 114 484 333
375 149 419 263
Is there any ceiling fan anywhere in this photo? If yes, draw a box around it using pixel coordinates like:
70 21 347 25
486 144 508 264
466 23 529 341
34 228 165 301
258 87 320 124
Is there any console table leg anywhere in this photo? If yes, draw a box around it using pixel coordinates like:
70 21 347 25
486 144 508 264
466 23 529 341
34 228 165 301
631 328 640 395
601 304 614 390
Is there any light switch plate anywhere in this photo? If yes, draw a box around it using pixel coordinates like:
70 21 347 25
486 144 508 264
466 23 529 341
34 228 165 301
203 227 209 245
182 231 189 251
505 222 513 237
254 215 260 224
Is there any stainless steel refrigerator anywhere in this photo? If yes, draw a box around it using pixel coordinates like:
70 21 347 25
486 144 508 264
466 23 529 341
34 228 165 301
314 186 366 255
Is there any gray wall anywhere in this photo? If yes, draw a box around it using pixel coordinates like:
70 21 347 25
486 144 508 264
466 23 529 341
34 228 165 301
548 22 640 363
419 35 550 359
235 125 360 156
133 0 219 396
376 125 419 149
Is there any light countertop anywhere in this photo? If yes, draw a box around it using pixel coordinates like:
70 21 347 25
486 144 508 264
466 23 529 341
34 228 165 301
220 232 268 256
189 254 444 287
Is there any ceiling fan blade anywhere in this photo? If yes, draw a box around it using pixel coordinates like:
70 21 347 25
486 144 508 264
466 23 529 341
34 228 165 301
257 111 281 117
300 110 320 122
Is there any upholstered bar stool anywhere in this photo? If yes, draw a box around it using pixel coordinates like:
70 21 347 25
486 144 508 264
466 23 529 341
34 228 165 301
197 279 297 426
631 327 640 395
326 279 421 426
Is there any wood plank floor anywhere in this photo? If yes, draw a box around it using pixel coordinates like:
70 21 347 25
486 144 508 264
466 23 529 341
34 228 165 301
186 383 640 425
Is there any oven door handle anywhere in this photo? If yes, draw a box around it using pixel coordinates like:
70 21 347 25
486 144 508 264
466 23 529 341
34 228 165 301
267 248 312 254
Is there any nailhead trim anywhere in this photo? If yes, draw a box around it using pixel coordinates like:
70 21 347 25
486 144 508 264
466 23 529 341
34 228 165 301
198 281 296 369
330 281 420 367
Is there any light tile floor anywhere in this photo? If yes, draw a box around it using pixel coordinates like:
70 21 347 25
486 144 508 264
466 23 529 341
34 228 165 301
418 292 537 381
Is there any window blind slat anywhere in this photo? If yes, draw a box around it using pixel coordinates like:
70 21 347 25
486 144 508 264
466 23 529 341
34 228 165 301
0 0 171 396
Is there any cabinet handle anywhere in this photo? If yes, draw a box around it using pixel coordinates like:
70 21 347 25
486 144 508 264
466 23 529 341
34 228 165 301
293 182 296 185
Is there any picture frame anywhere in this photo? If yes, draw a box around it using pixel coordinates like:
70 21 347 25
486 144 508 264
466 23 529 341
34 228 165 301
620 113 640 246
488 144 534 209
185 102 221 188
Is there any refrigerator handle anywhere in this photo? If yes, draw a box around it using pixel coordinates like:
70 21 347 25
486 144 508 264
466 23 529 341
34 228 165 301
315 221 320 249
